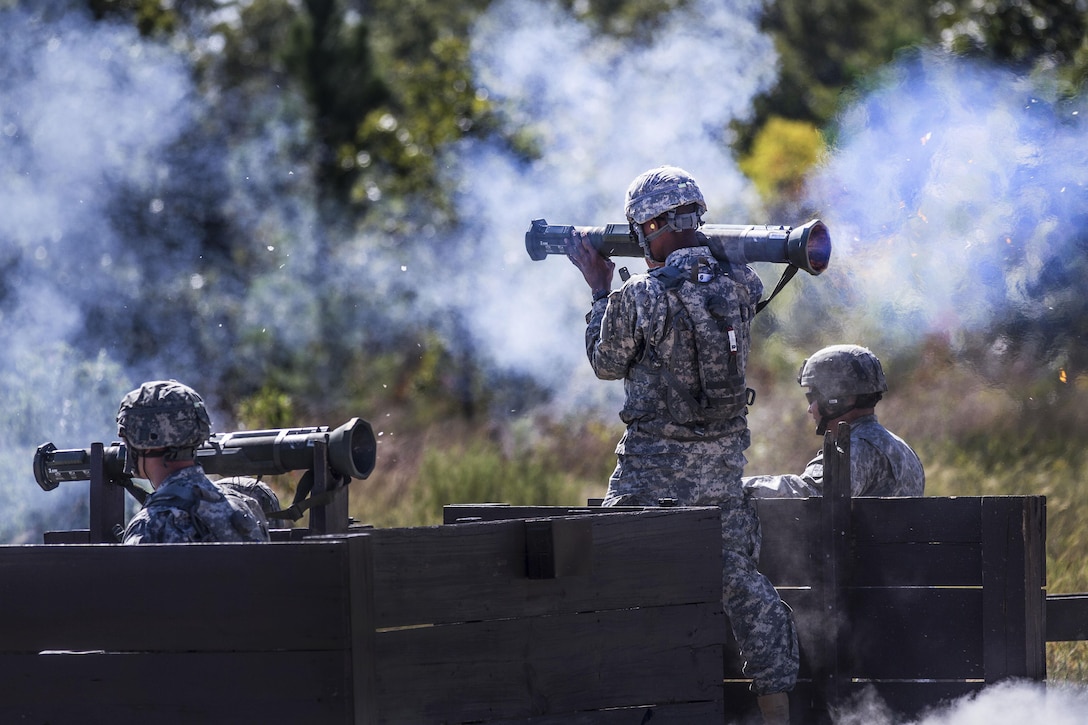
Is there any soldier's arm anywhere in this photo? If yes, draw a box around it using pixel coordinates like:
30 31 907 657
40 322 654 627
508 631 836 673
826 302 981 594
742 473 820 498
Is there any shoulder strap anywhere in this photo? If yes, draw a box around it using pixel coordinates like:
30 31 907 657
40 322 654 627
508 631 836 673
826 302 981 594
756 265 801 314
649 264 688 289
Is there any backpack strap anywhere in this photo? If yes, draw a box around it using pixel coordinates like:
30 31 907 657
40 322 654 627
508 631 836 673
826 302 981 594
646 263 719 422
649 264 688 289
755 264 801 314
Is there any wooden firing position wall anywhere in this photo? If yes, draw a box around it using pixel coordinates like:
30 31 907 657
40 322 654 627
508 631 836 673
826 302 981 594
0 507 727 724
447 424 1049 723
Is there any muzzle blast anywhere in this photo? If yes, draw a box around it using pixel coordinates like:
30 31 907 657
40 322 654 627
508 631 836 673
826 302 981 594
33 417 377 492
525 218 831 276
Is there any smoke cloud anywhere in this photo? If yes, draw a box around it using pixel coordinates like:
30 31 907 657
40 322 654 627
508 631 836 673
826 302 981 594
800 50 1088 367
0 3 199 541
0 0 776 542
834 680 1088 725
444 0 776 411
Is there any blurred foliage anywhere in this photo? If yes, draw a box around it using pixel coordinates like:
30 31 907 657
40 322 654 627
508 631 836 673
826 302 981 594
734 0 940 154
739 116 826 201
933 0 1088 71
64 0 1088 420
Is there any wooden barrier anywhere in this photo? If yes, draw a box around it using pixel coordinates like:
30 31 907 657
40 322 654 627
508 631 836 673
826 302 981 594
749 423 1046 721
16 422 1073 723
1 507 726 724
446 423 1050 723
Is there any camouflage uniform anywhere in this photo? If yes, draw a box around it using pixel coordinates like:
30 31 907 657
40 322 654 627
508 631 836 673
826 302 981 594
122 464 270 544
743 413 925 498
587 243 799 695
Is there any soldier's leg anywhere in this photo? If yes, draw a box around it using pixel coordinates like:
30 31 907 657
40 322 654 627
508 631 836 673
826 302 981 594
719 497 799 696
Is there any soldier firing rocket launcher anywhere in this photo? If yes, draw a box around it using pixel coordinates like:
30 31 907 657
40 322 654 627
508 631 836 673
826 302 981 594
525 218 831 276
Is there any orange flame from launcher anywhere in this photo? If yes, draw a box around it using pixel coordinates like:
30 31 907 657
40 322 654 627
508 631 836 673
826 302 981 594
1060 369 1068 384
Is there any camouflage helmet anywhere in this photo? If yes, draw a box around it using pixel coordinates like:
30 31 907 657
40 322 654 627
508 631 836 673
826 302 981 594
116 380 211 456
624 165 707 225
798 345 888 401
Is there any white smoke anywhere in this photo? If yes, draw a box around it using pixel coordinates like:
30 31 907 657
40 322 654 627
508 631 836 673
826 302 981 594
442 0 777 414
0 0 778 541
833 680 1088 725
802 49 1088 360
0 3 197 542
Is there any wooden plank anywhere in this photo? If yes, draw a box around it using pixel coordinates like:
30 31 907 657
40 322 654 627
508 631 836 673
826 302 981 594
845 588 984 679
753 498 822 585
851 542 981 587
852 497 983 544
819 424 852 704
0 541 352 652
1047 593 1088 641
757 499 986 587
347 535 378 725
479 701 726 724
89 442 125 544
778 588 823 679
981 496 1047 681
43 529 92 544
524 517 594 579
371 602 724 723
0 650 352 724
443 504 613 523
366 508 724 628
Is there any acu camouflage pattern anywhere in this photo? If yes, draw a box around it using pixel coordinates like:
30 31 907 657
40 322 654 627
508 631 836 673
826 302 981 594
586 244 763 458
624 166 707 224
122 465 271 544
743 414 926 498
116 380 210 453
586 245 799 694
799 344 888 399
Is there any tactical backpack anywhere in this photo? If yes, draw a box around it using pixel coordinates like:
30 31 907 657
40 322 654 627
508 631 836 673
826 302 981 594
645 255 755 426
135 479 269 542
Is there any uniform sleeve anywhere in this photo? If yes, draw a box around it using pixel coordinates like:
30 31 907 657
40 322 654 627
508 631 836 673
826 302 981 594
121 514 150 544
849 435 925 497
742 448 824 498
742 473 821 498
584 287 651 381
737 264 764 312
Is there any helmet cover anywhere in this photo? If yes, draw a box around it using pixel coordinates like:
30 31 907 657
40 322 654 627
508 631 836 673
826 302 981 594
117 379 211 454
798 344 888 401
624 166 707 225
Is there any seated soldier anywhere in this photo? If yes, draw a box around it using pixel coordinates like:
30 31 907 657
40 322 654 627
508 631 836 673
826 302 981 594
744 344 925 498
117 380 271 543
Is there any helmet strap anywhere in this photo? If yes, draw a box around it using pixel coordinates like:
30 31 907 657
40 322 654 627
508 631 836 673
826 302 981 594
163 447 197 463
633 209 704 261
815 397 855 436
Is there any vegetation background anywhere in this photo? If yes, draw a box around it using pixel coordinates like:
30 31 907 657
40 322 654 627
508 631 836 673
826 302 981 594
2 0 1087 683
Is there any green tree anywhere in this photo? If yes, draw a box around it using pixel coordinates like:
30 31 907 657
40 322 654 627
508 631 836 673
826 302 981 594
735 0 939 153
934 0 1088 69
738 116 825 201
